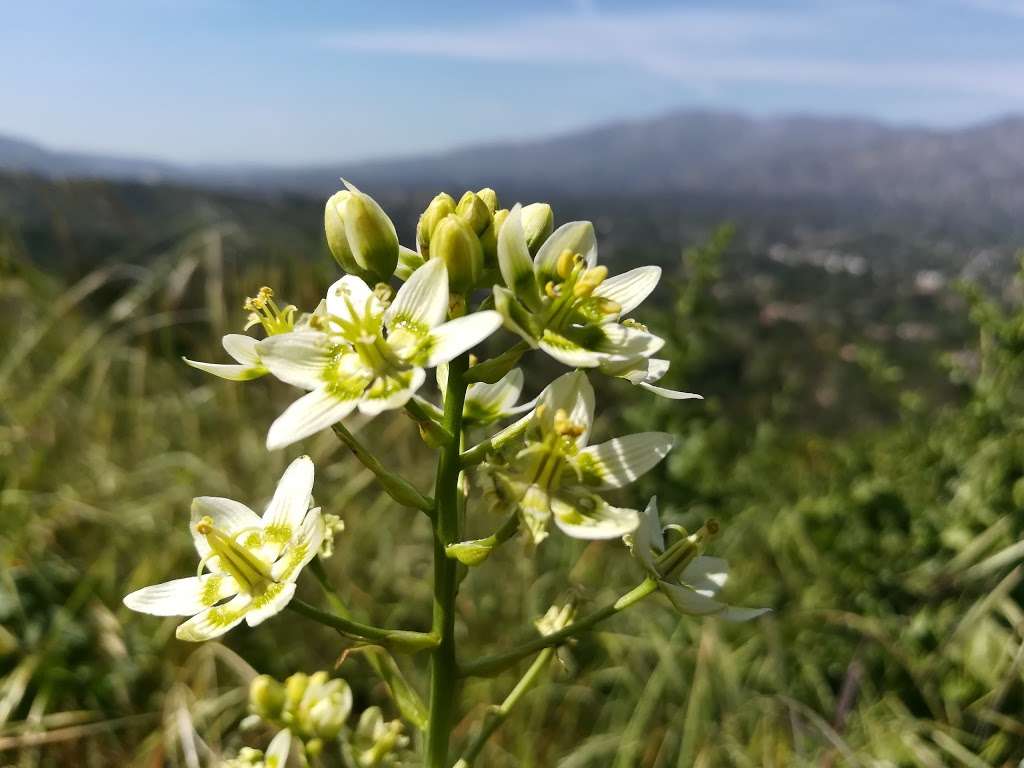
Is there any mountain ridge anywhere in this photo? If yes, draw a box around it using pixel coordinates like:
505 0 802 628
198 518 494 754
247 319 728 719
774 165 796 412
4 110 1024 228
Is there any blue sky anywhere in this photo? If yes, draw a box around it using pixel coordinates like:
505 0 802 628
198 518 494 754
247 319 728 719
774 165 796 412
3 0 1024 165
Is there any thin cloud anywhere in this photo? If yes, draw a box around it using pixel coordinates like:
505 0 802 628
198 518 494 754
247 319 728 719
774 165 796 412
323 5 1024 100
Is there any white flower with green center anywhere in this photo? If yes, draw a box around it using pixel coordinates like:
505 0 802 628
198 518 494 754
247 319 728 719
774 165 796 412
257 260 502 450
123 456 324 641
482 370 674 543
183 287 300 381
223 730 292 768
627 498 768 622
493 204 665 368
599 356 703 400
431 364 536 428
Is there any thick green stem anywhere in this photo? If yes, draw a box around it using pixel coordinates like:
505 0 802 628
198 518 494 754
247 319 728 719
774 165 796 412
453 645 556 767
426 352 470 767
288 599 438 653
332 422 433 513
459 578 659 678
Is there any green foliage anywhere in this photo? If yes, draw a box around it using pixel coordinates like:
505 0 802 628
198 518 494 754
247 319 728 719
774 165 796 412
4 223 1024 765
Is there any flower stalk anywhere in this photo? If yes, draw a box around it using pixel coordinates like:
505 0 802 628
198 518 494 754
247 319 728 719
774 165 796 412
425 352 470 767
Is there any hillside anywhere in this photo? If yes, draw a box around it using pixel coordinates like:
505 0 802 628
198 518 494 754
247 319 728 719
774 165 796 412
4 111 1024 236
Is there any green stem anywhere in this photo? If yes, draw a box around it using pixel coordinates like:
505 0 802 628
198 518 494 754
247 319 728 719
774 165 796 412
288 599 438 653
459 578 659 678
453 644 556 767
426 352 471 767
332 422 433 513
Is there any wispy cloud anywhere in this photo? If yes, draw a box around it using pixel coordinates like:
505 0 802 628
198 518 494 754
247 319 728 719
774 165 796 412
324 4 1024 99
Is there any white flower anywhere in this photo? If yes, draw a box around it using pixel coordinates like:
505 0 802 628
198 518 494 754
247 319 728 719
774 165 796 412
431 365 536 427
493 204 665 368
123 456 325 641
257 260 502 450
482 370 674 543
183 287 309 382
627 498 768 622
599 357 703 400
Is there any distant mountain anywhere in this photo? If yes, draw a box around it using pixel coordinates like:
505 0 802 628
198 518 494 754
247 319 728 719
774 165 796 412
3 110 1024 231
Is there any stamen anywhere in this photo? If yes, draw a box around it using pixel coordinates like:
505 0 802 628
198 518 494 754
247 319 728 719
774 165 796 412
556 249 576 279
195 515 271 592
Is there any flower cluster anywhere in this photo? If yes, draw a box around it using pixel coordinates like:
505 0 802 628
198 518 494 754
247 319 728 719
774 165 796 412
123 180 764 767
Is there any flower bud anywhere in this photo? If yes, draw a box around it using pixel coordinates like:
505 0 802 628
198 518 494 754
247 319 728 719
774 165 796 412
456 191 493 236
476 187 499 214
283 672 309 720
416 192 457 257
521 202 554 255
325 182 400 283
431 214 484 293
480 208 509 267
308 693 350 739
249 675 286 720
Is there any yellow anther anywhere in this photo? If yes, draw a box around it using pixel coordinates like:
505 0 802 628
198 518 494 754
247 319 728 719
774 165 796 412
373 282 394 306
596 297 622 315
572 266 608 298
556 249 577 279
195 515 214 535
544 281 560 299
553 408 585 438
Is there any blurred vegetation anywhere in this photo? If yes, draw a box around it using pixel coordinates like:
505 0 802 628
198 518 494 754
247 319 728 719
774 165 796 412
3 203 1024 767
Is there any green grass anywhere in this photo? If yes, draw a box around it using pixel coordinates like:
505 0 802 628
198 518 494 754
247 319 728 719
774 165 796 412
3 227 1024 766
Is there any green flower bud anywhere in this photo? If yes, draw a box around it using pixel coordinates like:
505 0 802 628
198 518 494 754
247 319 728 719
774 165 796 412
309 693 350 740
325 181 399 283
476 187 499 214
416 192 456 257
431 214 484 293
249 675 286 720
480 208 509 267
283 672 309 720
521 202 554 255
456 191 493 236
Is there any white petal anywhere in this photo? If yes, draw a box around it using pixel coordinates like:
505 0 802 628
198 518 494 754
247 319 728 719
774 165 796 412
175 592 252 641
639 382 703 400
537 370 595 446
271 507 326 583
625 497 664 573
551 493 639 540
593 266 661 316
266 384 361 450
257 331 336 390
222 334 261 366
660 583 727 616
423 311 503 368
538 331 608 368
358 368 426 415
243 581 297 627
680 556 729 597
123 574 238 617
182 359 266 381
261 456 315 547
264 729 292 768
435 361 449 393
385 258 449 333
597 324 665 361
577 432 674 489
191 497 262 564
719 606 771 622
326 275 383 327
497 205 541 308
465 368 524 423
535 220 597 283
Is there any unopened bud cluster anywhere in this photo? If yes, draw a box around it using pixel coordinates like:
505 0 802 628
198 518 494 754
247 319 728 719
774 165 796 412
250 671 352 743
